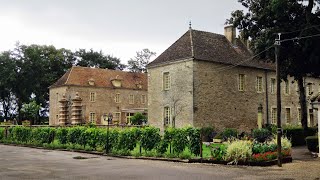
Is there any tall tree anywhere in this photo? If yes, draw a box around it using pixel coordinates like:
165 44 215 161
128 49 156 73
75 49 126 70
228 0 320 131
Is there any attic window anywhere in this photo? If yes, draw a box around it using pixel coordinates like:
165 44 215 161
136 81 143 89
88 78 95 86
111 75 122 88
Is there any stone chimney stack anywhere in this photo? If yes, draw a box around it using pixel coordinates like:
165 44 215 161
224 25 236 44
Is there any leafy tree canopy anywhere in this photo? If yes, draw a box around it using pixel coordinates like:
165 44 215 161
128 49 156 73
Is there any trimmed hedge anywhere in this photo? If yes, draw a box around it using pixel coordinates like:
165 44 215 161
283 127 317 146
305 136 319 153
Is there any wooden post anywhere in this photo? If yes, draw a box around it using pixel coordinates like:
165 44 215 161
200 133 203 163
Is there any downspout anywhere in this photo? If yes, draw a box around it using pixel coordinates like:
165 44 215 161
265 70 269 125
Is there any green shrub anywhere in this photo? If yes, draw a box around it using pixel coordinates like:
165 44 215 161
67 126 85 145
209 144 227 161
200 126 215 142
172 128 188 154
252 142 276 154
269 136 292 150
12 126 32 143
141 127 160 151
117 128 137 151
0 128 4 140
224 140 252 164
32 127 56 145
305 136 319 153
56 128 69 144
221 128 238 140
252 128 271 143
84 128 100 149
186 127 201 156
130 113 147 125
283 126 317 146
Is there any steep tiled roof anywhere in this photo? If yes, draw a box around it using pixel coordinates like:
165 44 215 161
50 66 147 90
148 29 275 70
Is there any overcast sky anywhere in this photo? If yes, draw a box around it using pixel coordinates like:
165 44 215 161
0 0 244 63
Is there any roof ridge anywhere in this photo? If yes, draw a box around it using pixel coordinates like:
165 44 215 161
65 66 74 85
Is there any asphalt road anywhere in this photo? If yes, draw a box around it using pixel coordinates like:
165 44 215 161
0 144 319 180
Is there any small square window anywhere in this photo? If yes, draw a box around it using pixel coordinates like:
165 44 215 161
256 76 263 92
89 112 96 123
115 93 120 103
163 72 171 90
238 74 245 91
271 108 277 124
129 94 134 104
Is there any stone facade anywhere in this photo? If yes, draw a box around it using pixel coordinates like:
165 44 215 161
147 27 320 132
49 67 147 125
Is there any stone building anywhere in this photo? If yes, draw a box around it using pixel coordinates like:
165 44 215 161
49 66 147 125
147 26 320 131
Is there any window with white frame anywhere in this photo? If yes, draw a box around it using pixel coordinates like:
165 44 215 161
89 112 96 123
126 113 134 124
285 108 291 124
271 78 276 94
113 112 121 123
163 72 171 90
164 106 171 126
90 92 96 102
115 93 120 103
141 95 146 104
284 80 290 95
271 108 277 124
238 74 245 91
297 108 301 124
256 76 263 92
129 94 134 104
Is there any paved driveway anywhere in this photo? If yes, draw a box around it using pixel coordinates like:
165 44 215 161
0 144 319 180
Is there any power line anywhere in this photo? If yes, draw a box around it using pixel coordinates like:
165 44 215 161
277 24 320 35
280 33 320 42
204 45 274 73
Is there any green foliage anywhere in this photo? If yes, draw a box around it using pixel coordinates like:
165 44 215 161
224 140 253 164
269 136 292 150
127 48 156 73
11 126 32 143
67 127 84 144
140 127 161 151
200 126 215 142
32 127 56 145
21 100 41 123
56 128 69 144
0 128 4 140
171 128 188 154
186 127 201 156
84 128 100 149
130 113 147 125
209 144 227 161
252 128 271 143
221 128 238 140
252 142 276 154
305 136 319 153
283 126 317 146
117 128 137 151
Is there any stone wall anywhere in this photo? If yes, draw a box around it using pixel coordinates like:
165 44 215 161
193 60 320 132
148 59 194 130
49 86 147 125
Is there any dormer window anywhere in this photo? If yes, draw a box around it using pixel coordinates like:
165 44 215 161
88 78 95 86
111 75 122 88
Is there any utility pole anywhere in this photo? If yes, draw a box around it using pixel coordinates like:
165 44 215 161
275 33 282 167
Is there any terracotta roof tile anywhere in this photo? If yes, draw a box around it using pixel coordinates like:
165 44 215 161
148 29 275 70
50 66 147 90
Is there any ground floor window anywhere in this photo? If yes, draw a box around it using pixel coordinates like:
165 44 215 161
126 113 135 124
113 112 121 123
164 106 171 126
89 112 96 123
285 108 291 124
271 108 277 124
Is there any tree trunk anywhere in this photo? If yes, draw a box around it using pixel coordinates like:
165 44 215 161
297 76 308 132
17 100 23 125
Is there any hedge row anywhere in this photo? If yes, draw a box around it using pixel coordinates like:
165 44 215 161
0 126 201 157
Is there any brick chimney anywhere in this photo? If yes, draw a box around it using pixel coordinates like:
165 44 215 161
224 25 236 44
